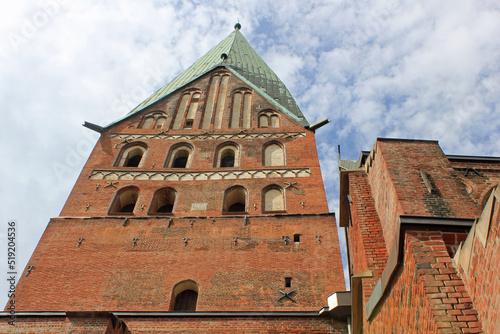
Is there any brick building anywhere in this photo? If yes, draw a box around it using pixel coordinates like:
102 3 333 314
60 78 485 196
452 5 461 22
339 138 500 333
1 25 350 333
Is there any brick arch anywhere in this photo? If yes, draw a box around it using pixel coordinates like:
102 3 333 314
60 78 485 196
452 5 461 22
138 110 168 129
223 185 248 213
164 142 195 168
170 279 199 311
171 89 203 130
479 184 498 210
263 140 285 166
258 109 280 128
108 186 140 215
230 87 252 94
214 141 241 168
148 187 177 214
114 142 149 168
262 184 285 212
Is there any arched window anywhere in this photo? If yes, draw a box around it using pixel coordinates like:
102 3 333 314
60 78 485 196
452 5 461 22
259 115 269 128
171 280 199 311
229 88 252 129
155 117 166 129
258 110 280 128
139 112 168 129
141 117 154 129
264 142 285 166
165 143 194 169
109 187 139 214
220 149 235 167
149 188 176 214
115 143 148 168
172 90 202 130
270 115 280 128
201 72 230 129
223 186 247 213
173 150 189 168
214 142 240 168
263 185 285 212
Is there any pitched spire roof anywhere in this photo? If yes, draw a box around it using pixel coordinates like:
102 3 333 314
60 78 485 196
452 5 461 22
107 24 308 128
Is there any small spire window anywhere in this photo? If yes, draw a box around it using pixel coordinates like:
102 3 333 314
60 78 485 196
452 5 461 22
139 112 168 129
258 110 280 128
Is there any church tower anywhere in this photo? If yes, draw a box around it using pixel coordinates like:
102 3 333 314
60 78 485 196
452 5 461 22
3 25 349 333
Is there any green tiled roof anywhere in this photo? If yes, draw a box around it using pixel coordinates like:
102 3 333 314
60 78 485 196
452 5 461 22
107 27 308 128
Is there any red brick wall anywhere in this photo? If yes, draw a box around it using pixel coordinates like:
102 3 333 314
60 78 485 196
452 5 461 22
0 315 110 334
364 231 438 333
0 315 347 334
456 193 500 333
365 230 482 334
12 215 344 311
449 159 500 207
123 316 348 333
367 139 480 253
347 171 388 307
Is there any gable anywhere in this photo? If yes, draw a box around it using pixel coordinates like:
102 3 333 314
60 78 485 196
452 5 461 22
107 68 306 133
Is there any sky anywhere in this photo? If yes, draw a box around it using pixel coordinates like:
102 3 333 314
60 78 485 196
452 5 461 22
1 0 500 308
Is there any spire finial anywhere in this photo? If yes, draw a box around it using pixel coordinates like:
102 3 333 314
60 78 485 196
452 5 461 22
234 22 241 30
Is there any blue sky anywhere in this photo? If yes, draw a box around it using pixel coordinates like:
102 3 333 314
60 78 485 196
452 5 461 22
1 0 500 307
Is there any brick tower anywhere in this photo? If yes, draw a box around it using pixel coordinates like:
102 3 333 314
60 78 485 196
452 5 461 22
2 25 349 333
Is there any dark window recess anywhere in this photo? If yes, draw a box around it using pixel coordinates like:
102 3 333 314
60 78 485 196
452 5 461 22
173 157 188 168
125 155 142 167
221 155 235 167
174 290 198 311
294 234 301 242
157 204 174 213
185 120 193 128
285 277 292 288
228 202 245 212
120 204 135 213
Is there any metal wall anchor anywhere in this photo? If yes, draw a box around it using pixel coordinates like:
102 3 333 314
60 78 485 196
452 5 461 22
184 238 190 246
282 236 290 245
133 238 139 247
26 266 35 277
277 290 296 303
78 238 85 247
